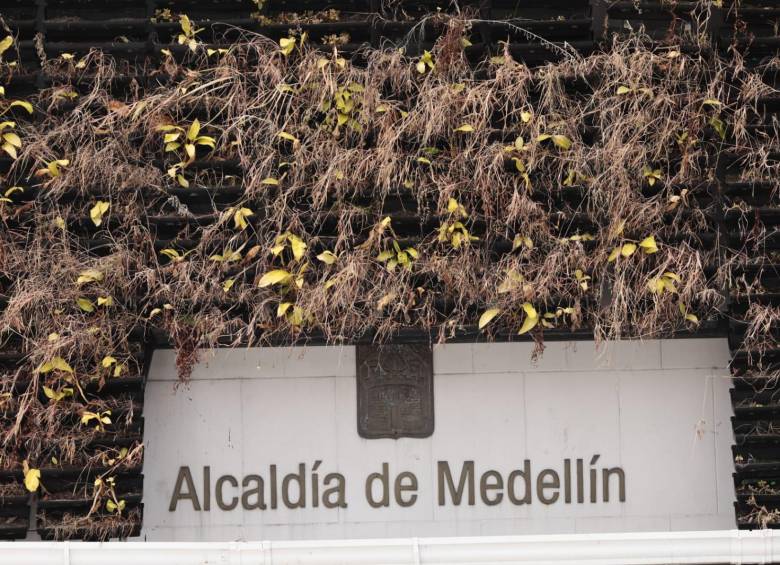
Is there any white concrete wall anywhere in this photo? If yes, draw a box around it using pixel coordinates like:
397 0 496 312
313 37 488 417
141 339 735 541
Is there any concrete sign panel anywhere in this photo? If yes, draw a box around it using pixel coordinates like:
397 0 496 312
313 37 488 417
141 339 735 541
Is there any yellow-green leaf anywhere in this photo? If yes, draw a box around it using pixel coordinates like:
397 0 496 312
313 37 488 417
277 302 293 317
49 357 73 374
518 302 539 335
233 207 254 231
160 248 183 261
552 135 572 150
36 357 72 374
639 235 658 254
24 468 40 492
289 235 307 260
316 250 338 264
77 297 95 312
8 100 32 114
0 36 13 57
76 269 104 285
621 243 637 257
279 37 296 56
3 132 21 148
278 131 298 144
455 124 474 133
478 308 501 330
90 200 110 227
258 269 291 287
186 119 200 142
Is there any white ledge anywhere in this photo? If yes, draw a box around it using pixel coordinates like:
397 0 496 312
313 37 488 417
2 529 780 565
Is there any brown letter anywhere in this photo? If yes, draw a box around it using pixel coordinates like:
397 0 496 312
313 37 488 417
438 461 475 506
282 463 306 509
537 469 560 505
507 460 532 505
366 463 390 508
323 473 347 508
203 465 211 511
394 472 418 507
602 467 626 502
216 475 239 510
480 470 503 506
242 475 266 510
169 466 200 511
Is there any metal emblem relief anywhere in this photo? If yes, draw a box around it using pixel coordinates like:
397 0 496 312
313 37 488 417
356 344 434 439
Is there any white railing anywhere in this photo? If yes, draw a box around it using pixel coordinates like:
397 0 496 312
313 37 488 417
2 529 780 565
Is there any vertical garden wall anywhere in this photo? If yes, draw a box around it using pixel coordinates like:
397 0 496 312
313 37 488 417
0 0 780 540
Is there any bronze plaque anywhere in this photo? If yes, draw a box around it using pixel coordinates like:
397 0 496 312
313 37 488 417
356 344 434 439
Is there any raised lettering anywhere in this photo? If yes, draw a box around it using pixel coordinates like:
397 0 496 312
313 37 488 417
536 469 560 505
366 463 390 508
169 466 200 511
507 460 532 505
438 461 474 506
216 475 238 510
282 463 306 509
323 473 347 508
480 470 503 506
241 475 266 510
394 472 418 507
602 467 626 502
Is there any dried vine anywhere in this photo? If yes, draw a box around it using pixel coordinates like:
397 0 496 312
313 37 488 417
0 14 778 537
